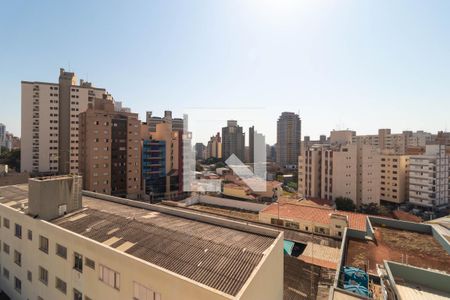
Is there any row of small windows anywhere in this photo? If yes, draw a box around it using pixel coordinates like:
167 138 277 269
1 216 161 300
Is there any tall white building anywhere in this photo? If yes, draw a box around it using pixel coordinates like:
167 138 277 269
21 69 107 174
409 145 449 210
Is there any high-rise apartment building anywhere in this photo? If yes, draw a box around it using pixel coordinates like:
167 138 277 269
249 126 255 164
221 120 245 162
353 128 434 154
21 68 107 174
276 112 301 168
206 132 222 159
357 144 381 205
248 126 266 167
194 142 206 160
141 120 184 201
409 145 449 210
146 111 184 132
380 153 409 204
302 135 327 151
79 95 141 199
299 131 381 206
0 123 5 149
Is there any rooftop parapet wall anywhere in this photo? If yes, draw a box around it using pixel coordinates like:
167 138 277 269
368 216 450 254
384 261 450 296
368 216 431 234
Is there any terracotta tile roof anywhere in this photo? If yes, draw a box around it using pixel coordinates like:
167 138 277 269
260 202 368 232
392 210 422 223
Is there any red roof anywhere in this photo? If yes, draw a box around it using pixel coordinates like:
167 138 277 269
392 210 422 223
260 202 368 232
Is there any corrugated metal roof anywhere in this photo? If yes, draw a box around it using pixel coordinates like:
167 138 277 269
52 197 275 296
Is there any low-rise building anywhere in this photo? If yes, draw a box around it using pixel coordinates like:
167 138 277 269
330 216 450 299
0 176 283 300
259 201 367 239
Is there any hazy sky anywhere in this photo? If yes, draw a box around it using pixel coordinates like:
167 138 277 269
1 0 449 144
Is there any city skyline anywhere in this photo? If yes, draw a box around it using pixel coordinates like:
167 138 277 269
1 0 450 143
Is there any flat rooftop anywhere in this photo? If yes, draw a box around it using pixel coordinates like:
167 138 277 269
0 184 278 297
345 225 450 274
395 279 450 300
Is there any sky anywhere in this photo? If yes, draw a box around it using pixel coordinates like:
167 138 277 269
0 0 449 145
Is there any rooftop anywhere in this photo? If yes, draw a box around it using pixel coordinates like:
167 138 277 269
0 184 279 297
345 225 450 274
260 202 368 232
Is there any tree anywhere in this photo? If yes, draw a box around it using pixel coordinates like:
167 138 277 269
335 197 356 212
195 162 203 172
0 149 20 172
359 203 380 215
287 181 298 190
213 161 225 170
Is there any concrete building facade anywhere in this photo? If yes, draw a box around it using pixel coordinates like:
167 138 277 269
221 121 245 162
380 154 409 204
145 111 183 133
78 96 141 199
352 128 435 154
276 112 301 168
21 69 107 174
141 121 184 201
299 131 381 206
409 145 449 210
206 132 222 159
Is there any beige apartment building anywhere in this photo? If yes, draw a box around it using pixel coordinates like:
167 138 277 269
206 132 222 159
380 153 409 204
78 95 141 199
141 120 185 200
299 131 381 206
352 128 434 154
21 69 107 174
357 144 381 205
0 177 283 300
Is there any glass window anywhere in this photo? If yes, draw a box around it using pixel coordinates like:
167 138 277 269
3 242 10 254
56 244 67 259
73 289 83 300
85 257 95 269
14 277 21 294
39 266 48 285
74 252 83 272
133 281 161 300
39 235 49 254
56 277 67 294
27 229 33 241
99 264 120 290
14 250 21 266
3 268 9 279
3 218 10 228
14 223 22 239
